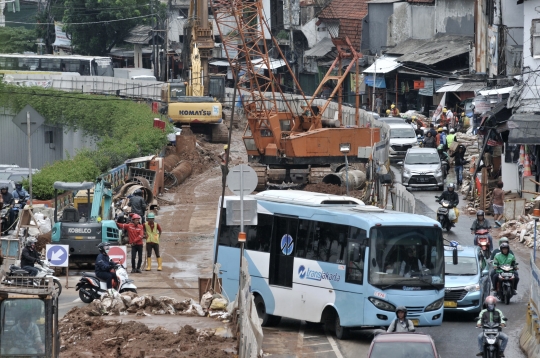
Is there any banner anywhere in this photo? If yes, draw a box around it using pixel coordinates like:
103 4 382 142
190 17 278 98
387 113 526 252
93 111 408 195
419 77 434 96
413 80 424 89
52 22 71 47
431 92 446 123
364 75 386 89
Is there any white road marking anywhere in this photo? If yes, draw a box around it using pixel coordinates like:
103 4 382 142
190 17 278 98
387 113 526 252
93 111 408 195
325 334 344 358
303 342 332 347
304 350 335 354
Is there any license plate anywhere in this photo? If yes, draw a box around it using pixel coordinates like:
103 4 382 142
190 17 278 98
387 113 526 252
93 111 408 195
501 273 513 277
417 177 427 182
444 301 458 308
411 319 419 326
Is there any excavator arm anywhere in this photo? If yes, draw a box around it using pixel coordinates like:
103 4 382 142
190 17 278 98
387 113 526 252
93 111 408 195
90 178 113 222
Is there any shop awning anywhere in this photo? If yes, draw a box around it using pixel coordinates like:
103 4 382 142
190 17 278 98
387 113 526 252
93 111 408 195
363 57 401 74
209 60 231 67
436 81 487 93
507 113 540 145
478 86 514 96
305 37 334 58
252 58 287 70
393 34 472 66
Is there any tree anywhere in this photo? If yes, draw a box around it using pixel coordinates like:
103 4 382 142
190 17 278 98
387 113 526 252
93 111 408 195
60 0 152 55
0 27 37 53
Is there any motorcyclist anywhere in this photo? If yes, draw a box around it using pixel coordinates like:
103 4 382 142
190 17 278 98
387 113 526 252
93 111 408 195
387 306 415 333
128 189 147 223
476 296 508 357
95 242 118 296
490 238 518 292
471 210 494 251
20 237 41 276
438 183 459 225
1 185 14 230
437 144 449 161
12 182 29 204
492 242 519 296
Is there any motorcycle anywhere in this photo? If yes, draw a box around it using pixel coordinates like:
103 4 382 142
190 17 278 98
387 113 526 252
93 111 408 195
75 261 137 303
435 196 454 231
476 228 492 259
496 263 518 305
3 260 62 296
476 318 508 358
0 206 10 234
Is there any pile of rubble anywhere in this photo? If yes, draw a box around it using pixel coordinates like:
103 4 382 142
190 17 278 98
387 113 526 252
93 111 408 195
496 212 540 248
82 291 232 320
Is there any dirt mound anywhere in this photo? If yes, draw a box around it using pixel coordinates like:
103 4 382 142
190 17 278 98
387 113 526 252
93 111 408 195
59 306 235 357
304 183 366 200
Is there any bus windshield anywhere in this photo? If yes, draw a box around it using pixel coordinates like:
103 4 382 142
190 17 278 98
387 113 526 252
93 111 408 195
368 226 444 289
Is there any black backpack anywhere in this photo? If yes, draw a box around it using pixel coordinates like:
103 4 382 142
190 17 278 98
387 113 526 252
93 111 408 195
391 318 411 332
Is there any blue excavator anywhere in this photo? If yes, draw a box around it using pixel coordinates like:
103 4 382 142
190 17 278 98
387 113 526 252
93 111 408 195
51 178 120 264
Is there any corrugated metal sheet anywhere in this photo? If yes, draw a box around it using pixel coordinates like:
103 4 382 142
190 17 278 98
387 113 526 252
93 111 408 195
304 37 334 58
390 34 473 65
0 108 96 168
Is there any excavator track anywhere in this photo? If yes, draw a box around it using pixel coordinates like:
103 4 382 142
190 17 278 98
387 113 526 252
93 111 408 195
308 167 333 184
209 123 229 143
251 165 267 191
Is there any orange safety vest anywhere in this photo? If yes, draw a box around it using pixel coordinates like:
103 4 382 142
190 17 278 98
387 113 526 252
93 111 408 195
144 222 160 244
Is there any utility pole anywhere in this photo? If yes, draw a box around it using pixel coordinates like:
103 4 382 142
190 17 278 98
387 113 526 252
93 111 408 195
286 0 295 92
152 0 157 78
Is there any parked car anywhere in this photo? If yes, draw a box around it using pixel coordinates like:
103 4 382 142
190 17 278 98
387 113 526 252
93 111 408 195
378 117 405 123
399 147 444 190
387 123 418 160
0 164 19 171
0 168 39 182
444 245 490 314
368 332 440 358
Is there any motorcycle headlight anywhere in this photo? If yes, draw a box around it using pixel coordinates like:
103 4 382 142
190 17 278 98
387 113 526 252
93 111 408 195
425 298 444 312
465 284 481 292
368 297 396 312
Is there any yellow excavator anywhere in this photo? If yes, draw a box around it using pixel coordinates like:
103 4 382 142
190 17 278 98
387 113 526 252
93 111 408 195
160 0 228 142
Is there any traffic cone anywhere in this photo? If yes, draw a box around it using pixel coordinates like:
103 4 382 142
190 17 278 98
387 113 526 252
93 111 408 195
524 154 532 177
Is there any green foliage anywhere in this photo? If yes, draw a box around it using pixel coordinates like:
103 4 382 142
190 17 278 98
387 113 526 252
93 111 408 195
0 27 37 53
0 82 168 199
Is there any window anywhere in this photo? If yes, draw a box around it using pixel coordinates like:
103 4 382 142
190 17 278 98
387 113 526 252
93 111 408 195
532 19 540 58
45 131 54 144
0 298 46 356
305 221 348 263
346 227 367 284
246 213 272 252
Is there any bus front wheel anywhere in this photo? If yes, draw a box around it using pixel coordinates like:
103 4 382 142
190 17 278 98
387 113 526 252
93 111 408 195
254 295 281 327
334 314 350 340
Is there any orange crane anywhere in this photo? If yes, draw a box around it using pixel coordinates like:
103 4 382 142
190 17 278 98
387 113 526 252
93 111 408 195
212 0 380 189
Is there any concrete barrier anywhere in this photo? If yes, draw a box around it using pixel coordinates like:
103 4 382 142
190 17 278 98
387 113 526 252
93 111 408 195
520 253 540 357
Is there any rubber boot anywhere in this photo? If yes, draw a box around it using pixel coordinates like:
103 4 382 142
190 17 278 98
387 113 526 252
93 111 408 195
145 257 152 271
157 257 163 271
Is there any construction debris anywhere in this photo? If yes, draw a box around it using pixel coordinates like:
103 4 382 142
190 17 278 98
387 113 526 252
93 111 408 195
498 215 540 249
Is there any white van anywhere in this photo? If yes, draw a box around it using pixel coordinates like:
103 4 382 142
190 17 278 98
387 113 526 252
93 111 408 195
387 123 418 160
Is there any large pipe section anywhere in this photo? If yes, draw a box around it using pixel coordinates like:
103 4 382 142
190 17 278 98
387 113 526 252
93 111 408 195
322 170 366 189
171 161 193 185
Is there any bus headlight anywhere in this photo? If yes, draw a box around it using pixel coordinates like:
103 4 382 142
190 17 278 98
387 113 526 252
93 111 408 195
425 298 444 312
368 297 396 312
465 284 481 292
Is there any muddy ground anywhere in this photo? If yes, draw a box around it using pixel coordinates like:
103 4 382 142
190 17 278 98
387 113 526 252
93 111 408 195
59 306 235 357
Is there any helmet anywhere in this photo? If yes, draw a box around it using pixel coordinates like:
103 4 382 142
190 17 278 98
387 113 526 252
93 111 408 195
25 237 37 247
395 306 407 318
412 116 417 120
386 109 391 115
500 242 510 250
442 127 448 131
147 212 155 219
499 237 509 246
461 112 465 116
97 242 111 254
134 189 142 196
450 128 455 133
224 144 228 150
476 210 485 217
447 183 455 191
391 104 395 109
437 127 443 132
131 213 141 220
443 107 447 113
484 296 498 311
0 185 7 191
15 182 22 189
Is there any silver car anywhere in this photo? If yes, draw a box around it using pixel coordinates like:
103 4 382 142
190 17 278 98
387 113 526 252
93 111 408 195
399 147 444 190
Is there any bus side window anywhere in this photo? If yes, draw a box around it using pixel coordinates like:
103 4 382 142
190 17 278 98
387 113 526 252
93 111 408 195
218 208 240 247
246 213 272 252
310 222 348 263
296 219 315 258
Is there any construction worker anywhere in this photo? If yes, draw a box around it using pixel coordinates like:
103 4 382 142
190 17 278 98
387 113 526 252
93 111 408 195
461 112 471 130
440 107 449 127
219 144 229 186
390 104 399 116
446 128 456 149
144 212 163 271
386 109 392 117
116 214 145 273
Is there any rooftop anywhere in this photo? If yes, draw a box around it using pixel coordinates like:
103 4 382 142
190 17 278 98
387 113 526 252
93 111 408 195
373 333 435 343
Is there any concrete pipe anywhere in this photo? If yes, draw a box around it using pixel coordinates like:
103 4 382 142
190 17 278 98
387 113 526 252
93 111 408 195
322 170 366 189
171 161 192 185
164 153 182 172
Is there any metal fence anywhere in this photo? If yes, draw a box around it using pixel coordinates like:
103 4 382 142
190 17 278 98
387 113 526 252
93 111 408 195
520 252 540 357
391 183 416 214
237 256 263 358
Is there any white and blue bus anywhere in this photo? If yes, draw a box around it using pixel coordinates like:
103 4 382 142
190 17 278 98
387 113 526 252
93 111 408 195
0 54 114 76
215 190 445 339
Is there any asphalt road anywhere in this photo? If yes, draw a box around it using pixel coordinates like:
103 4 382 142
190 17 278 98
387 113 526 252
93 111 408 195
262 167 530 358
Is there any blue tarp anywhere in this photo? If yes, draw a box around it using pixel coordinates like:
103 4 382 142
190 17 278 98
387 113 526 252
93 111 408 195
364 75 386 89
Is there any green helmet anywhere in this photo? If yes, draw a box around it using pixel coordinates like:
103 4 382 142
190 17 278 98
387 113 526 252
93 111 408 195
499 237 509 246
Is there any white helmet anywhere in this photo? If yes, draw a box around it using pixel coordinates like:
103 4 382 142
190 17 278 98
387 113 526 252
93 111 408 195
450 128 455 133
442 127 448 131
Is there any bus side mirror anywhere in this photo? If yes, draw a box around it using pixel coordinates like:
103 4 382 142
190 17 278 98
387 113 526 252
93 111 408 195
453 248 458 265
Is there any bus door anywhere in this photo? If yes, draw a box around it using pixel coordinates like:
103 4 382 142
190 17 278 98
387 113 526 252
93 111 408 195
269 215 298 288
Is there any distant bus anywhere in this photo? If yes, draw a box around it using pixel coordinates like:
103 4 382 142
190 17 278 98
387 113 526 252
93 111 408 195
215 190 445 339
0 54 114 76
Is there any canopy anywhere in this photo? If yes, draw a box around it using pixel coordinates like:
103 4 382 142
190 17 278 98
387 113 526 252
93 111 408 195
53 182 94 191
508 113 540 145
363 57 401 74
